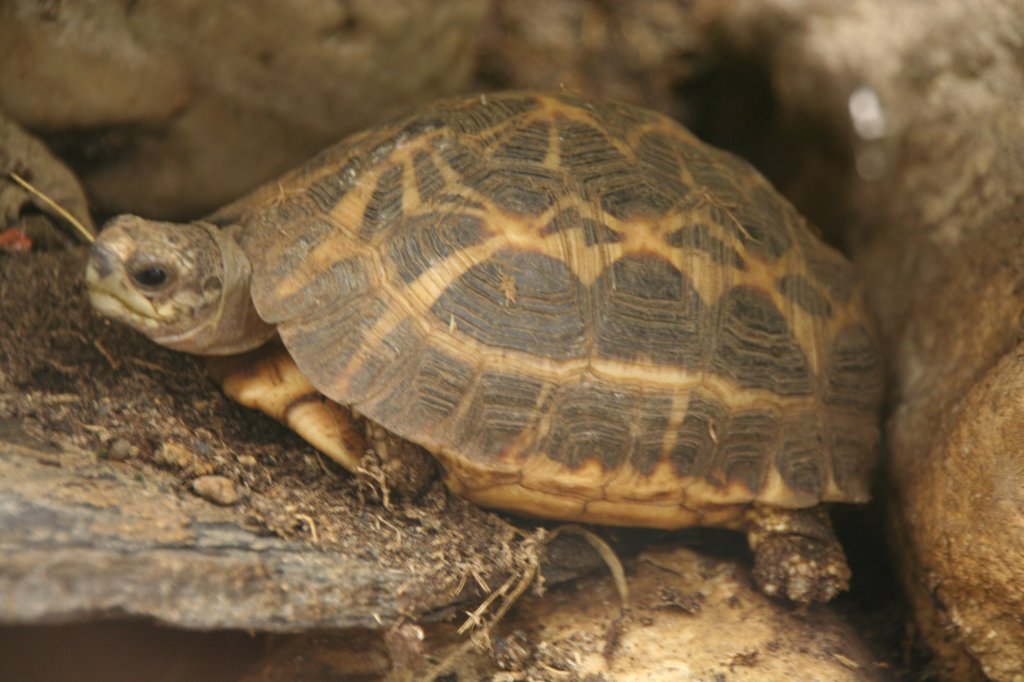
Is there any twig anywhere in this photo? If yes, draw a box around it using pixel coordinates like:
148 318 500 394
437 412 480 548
420 553 541 681
127 357 175 375
416 525 630 680
294 513 320 545
8 172 95 244
93 339 120 370
548 524 629 606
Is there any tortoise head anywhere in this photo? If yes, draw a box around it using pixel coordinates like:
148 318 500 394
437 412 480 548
86 215 275 355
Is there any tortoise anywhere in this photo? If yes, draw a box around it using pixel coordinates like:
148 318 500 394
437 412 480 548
85 91 882 603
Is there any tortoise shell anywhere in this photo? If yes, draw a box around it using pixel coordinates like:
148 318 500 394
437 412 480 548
215 91 882 528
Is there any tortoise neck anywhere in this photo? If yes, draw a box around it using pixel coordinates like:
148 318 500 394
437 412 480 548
154 222 276 355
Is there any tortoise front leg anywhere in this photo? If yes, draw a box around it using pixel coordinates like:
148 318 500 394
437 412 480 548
206 342 366 473
744 505 851 603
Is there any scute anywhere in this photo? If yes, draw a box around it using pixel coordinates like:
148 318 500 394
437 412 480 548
457 370 550 461
710 286 812 395
431 248 588 360
592 254 706 366
389 212 486 284
360 164 405 241
238 91 882 520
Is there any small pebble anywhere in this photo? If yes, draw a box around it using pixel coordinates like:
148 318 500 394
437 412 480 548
191 460 216 476
156 441 195 469
105 438 137 461
191 475 241 506
236 454 258 467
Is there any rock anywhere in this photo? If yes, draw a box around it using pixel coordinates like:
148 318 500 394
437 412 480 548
236 454 258 468
477 0 702 121
0 0 489 218
156 441 196 470
104 438 137 462
191 475 241 506
0 109 95 245
0 417 506 631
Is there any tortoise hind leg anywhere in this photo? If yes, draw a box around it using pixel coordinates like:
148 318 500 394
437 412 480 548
206 342 367 472
744 505 851 603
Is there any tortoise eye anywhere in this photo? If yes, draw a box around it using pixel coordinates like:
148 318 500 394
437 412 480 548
131 265 169 289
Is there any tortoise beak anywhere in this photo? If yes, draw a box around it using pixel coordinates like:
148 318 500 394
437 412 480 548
85 243 163 328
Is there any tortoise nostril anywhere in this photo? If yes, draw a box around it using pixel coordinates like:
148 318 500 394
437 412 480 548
88 244 118 280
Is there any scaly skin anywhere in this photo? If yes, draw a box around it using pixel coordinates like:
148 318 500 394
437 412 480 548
745 505 850 603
